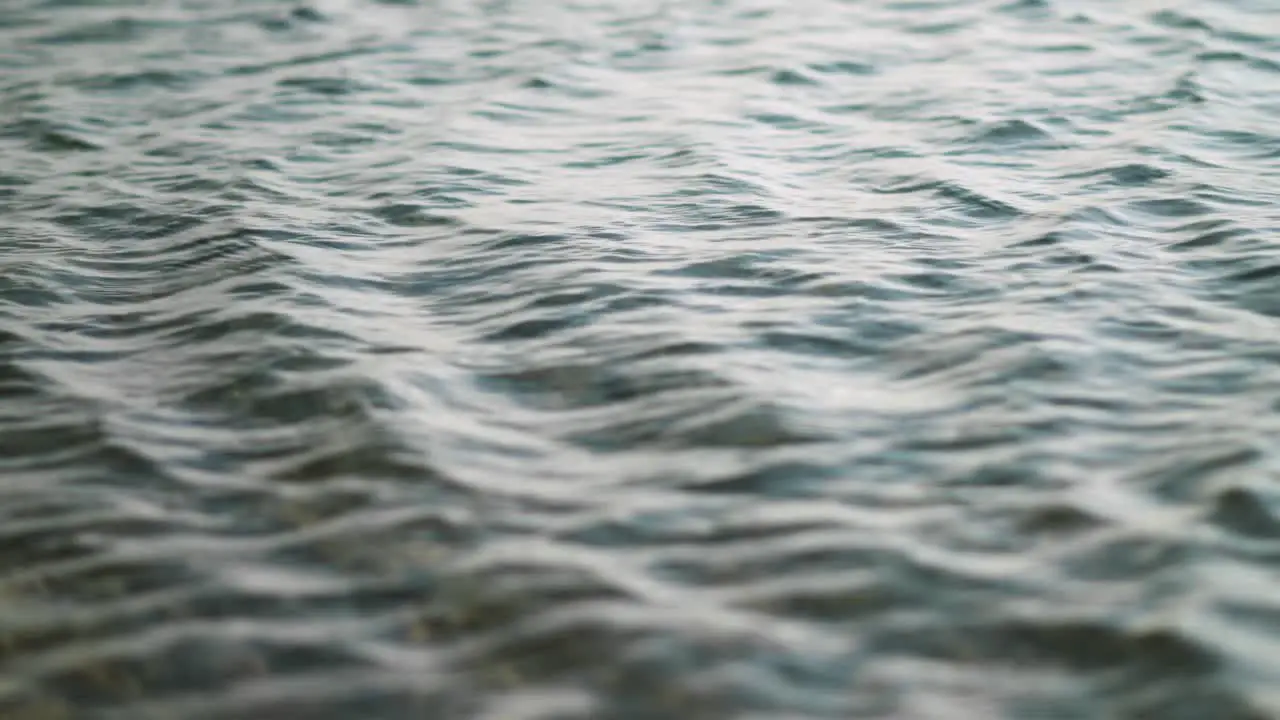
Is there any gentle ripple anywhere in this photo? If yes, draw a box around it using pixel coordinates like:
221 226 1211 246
1 0 1279 717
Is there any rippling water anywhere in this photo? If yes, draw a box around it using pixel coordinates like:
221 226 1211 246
1 0 1279 717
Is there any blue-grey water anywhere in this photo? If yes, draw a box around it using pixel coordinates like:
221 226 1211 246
1 0 1279 717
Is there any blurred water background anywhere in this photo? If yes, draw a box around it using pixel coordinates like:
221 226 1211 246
1 0 1279 717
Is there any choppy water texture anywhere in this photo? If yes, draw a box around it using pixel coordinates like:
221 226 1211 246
1 0 1279 717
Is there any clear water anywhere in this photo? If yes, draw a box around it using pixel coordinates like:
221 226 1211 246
1 0 1279 717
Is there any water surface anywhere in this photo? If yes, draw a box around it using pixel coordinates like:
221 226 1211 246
2 0 1279 717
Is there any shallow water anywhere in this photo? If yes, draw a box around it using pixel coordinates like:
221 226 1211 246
1 0 1279 717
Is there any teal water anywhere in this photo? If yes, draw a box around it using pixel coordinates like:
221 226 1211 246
1 0 1279 717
